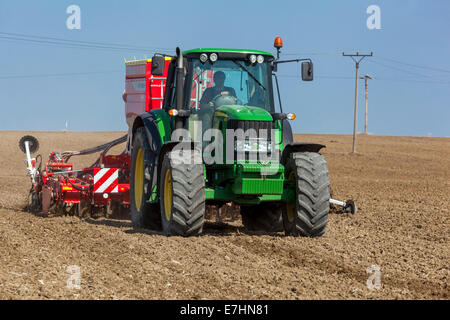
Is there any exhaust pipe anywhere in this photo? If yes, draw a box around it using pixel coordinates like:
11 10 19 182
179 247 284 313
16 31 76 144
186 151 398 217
175 47 185 131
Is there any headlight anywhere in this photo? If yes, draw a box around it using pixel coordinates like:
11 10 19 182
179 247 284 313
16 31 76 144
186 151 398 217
200 53 208 63
258 140 268 152
249 54 257 64
209 53 218 63
235 140 244 152
257 55 264 64
257 140 273 153
234 139 272 153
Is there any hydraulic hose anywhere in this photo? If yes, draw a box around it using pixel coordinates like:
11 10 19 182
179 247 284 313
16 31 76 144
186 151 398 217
62 134 127 162
68 179 92 192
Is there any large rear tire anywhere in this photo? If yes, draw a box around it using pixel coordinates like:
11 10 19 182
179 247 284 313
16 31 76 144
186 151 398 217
159 149 205 236
130 127 161 230
241 204 283 232
282 152 330 237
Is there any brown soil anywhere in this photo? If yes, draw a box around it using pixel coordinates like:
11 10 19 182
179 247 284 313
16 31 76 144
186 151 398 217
0 131 448 299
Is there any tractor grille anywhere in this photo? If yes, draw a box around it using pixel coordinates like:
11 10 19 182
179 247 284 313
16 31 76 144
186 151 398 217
226 120 278 162
227 120 275 139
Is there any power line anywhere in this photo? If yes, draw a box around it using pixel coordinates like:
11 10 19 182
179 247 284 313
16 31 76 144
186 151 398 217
0 33 173 55
283 51 341 56
4 33 449 77
377 56 450 74
0 35 128 51
374 77 450 84
283 50 450 78
0 37 154 54
0 31 172 52
0 35 173 54
368 59 435 78
0 70 122 80
278 74 450 84
280 51 450 75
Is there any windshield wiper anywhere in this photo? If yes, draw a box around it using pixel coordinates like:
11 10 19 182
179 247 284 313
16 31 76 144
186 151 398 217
232 60 266 91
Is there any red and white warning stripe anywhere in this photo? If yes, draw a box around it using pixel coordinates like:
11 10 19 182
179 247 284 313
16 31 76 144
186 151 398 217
93 168 119 193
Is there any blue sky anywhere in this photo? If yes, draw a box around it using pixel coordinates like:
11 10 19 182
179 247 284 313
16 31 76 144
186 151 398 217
0 0 449 136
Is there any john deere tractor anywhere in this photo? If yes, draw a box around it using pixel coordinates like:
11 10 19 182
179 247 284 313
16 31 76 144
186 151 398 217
129 38 330 237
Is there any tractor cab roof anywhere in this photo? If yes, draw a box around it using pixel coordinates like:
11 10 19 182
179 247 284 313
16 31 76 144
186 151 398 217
183 48 274 59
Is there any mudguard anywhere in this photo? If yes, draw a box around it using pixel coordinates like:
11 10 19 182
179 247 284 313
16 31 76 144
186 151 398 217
282 119 294 146
131 112 167 202
132 111 169 149
281 142 326 164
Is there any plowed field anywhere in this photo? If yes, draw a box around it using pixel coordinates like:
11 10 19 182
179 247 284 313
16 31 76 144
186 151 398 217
0 131 448 299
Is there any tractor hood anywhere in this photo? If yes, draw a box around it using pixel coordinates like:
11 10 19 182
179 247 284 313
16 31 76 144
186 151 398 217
215 105 273 121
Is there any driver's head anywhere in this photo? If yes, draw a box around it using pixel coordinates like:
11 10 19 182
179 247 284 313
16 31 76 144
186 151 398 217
213 71 226 88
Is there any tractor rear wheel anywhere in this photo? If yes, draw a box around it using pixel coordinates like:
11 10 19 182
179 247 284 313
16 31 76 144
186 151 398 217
159 149 205 236
282 152 330 237
130 127 161 230
241 204 283 232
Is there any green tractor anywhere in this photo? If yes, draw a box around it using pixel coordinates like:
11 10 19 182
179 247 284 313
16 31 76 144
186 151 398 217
129 38 330 237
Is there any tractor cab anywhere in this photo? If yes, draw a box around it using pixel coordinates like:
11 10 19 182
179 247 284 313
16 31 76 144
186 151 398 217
184 49 275 113
176 49 277 150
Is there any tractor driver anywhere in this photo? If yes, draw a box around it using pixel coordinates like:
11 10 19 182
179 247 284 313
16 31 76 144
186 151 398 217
199 71 237 107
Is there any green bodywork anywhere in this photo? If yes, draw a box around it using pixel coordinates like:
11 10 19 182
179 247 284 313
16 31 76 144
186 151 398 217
150 109 172 145
214 105 273 121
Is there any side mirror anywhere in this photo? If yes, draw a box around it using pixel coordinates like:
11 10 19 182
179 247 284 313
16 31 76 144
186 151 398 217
151 55 165 76
301 61 313 81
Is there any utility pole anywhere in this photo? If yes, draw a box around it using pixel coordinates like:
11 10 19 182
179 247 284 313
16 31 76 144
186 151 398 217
360 74 373 134
342 52 373 153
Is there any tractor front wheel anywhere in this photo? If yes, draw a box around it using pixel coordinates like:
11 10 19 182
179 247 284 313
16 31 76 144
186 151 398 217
282 152 330 237
130 127 161 230
159 149 205 236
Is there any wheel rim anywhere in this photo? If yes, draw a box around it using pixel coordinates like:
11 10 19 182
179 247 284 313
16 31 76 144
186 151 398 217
134 148 144 210
163 168 172 221
286 171 295 222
